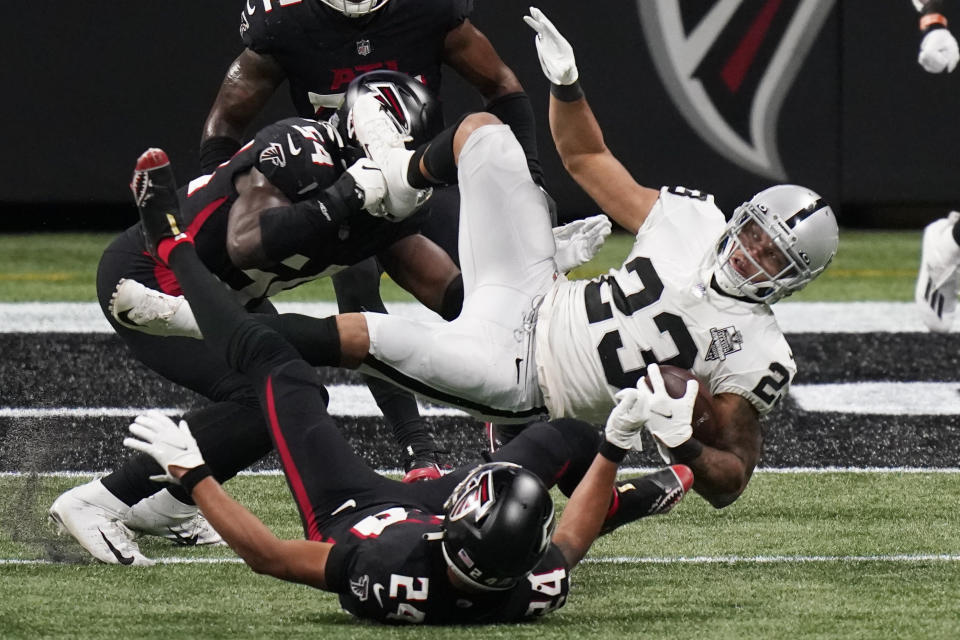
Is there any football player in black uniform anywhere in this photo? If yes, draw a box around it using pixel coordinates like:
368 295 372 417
117 146 691 623
48 75 464 563
200 0 550 471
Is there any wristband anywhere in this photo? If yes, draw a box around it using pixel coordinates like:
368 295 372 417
199 136 242 173
599 439 629 463
550 80 585 102
180 464 213 493
668 438 704 463
920 13 948 31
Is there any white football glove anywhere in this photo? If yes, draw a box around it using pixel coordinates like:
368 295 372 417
344 157 388 215
123 412 205 484
523 7 579 85
919 28 959 73
553 214 612 272
604 387 651 451
640 364 699 448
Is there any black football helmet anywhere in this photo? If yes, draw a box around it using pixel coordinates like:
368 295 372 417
333 70 443 150
441 462 556 591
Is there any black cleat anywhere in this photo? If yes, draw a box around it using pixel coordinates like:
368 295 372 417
130 148 188 260
601 465 694 535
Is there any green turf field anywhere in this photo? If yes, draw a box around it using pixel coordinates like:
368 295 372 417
0 229 922 302
2 230 953 638
3 473 958 639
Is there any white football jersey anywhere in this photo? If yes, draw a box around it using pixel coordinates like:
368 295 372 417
534 187 796 425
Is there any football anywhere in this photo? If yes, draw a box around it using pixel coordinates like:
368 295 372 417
644 365 719 446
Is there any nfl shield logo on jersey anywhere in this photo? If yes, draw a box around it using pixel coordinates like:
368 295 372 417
356 39 371 56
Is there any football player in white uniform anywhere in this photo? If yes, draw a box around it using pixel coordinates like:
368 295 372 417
122 9 839 509
331 8 838 509
911 1 960 331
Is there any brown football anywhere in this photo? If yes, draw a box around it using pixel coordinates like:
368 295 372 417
644 365 719 446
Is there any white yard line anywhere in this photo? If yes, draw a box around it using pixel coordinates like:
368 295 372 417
0 301 953 334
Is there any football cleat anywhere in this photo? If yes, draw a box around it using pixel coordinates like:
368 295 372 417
110 278 202 338
402 450 450 483
915 211 960 332
131 147 190 260
124 490 223 547
600 464 693 535
48 479 154 566
350 94 432 221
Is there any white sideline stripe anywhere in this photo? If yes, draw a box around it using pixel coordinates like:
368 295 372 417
6 381 960 418
3 554 960 567
791 382 960 414
0 386 468 419
0 301 953 334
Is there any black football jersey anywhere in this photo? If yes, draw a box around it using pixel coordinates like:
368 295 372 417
150 117 423 304
240 0 472 118
323 505 569 624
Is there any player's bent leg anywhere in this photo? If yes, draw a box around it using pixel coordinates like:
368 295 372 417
362 311 546 422
600 465 694 535
333 259 446 482
258 359 395 538
455 123 556 297
490 418 600 497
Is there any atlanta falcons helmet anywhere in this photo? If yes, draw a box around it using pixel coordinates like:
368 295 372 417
714 184 839 304
333 70 442 150
319 0 390 17
441 462 556 591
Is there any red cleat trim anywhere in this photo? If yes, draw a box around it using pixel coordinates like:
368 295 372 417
670 464 694 493
402 465 442 483
135 148 170 171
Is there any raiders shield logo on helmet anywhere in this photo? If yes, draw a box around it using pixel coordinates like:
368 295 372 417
637 0 835 179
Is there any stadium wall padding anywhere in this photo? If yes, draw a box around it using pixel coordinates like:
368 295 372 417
4 1 957 228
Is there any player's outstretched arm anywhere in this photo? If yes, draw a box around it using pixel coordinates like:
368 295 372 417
201 49 286 172
552 387 668 567
124 413 334 590
524 7 659 234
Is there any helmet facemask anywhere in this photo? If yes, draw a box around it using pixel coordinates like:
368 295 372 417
319 0 390 17
714 185 838 304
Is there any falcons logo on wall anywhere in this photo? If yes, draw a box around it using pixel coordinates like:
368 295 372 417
638 0 835 180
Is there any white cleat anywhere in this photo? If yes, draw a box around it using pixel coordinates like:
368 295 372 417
125 489 223 547
109 278 202 338
915 211 960 332
350 94 432 221
49 480 154 566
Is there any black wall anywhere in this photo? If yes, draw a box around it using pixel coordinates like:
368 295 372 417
3 1 956 229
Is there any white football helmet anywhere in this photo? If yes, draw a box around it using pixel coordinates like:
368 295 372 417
714 184 838 304
319 0 390 17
